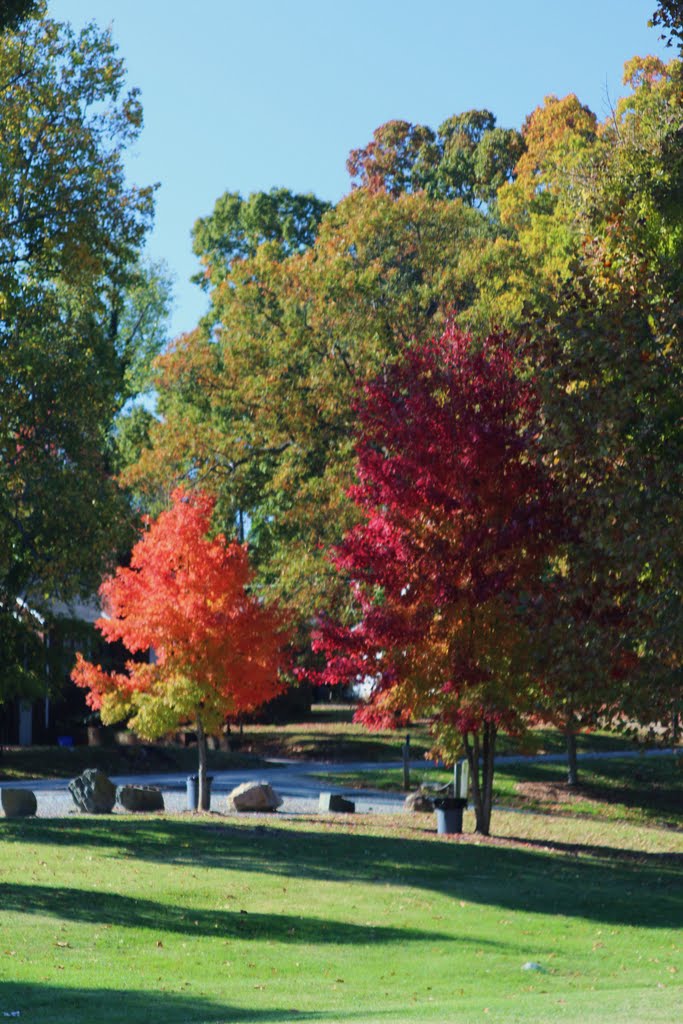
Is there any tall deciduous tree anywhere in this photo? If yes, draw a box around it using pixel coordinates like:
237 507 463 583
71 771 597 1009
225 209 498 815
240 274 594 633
309 328 558 835
192 187 331 292
0 6 160 699
127 189 492 632
528 55 683 754
468 51 682 766
347 112 523 208
72 489 290 808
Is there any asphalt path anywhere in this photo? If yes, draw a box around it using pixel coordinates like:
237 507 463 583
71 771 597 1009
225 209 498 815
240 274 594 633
2 758 412 815
2 747 679 818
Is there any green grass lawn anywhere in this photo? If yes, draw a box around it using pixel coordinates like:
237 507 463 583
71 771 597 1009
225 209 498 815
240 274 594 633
231 704 643 763
0 704 646 779
313 755 683 829
0 810 681 1023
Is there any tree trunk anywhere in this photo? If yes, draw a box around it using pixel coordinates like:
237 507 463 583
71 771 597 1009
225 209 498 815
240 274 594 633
464 733 480 829
196 716 209 811
464 723 497 836
480 721 496 834
566 729 579 787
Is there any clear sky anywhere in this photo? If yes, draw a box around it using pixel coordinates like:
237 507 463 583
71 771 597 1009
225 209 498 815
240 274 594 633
48 1 668 340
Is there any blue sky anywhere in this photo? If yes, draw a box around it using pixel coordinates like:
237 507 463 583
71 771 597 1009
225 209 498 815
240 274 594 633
48 1 668 340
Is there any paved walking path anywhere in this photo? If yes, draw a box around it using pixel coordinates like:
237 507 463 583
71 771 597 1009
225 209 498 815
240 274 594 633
2 747 679 818
2 758 408 816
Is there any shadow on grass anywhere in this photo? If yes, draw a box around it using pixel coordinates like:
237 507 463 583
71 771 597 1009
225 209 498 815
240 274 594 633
0 880 451 946
0 982 329 1024
499 755 682 821
2 816 681 931
495 729 641 757
247 732 431 762
501 834 683 864
0 744 266 781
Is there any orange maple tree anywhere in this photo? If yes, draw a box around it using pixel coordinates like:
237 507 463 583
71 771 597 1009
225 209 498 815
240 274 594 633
72 488 290 806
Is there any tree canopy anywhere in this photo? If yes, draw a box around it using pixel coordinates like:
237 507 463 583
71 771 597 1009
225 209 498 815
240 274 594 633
120 13 682 771
72 489 290 806
128 186 494 630
0 0 38 32
0 6 165 700
309 328 558 834
192 187 332 292
347 111 523 206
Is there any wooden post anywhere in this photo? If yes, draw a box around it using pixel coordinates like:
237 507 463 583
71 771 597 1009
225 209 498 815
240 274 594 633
402 732 410 790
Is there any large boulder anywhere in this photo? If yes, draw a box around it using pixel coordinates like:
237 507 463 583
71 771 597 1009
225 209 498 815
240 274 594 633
319 792 355 813
68 769 116 813
116 784 164 812
404 791 434 813
226 780 282 812
1 788 37 818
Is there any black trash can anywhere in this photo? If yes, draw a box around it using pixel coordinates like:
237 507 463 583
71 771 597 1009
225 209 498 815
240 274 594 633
434 797 467 834
186 774 214 811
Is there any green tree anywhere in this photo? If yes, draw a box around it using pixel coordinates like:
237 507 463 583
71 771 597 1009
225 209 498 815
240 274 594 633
479 55 683 764
128 189 493 635
531 55 683 750
650 1 683 50
439 51 683 766
0 6 158 699
347 111 523 208
0 0 38 32
192 187 331 292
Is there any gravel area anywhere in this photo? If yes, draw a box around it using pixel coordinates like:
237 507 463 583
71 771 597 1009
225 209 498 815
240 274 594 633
3 780 406 819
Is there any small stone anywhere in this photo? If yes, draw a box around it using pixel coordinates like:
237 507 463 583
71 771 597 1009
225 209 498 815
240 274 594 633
68 769 116 813
226 780 282 812
522 962 545 972
116 784 164 812
1 788 37 818
319 792 355 813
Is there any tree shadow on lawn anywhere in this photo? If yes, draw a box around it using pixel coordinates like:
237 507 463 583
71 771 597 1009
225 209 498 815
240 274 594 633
2 816 681 931
0 880 454 947
499 757 682 820
0 981 334 1024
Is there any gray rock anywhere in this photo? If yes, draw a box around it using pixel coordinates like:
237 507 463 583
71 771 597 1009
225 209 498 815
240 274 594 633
226 780 282 812
1 787 37 818
404 791 434 813
68 769 116 813
116 784 164 812
319 792 355 813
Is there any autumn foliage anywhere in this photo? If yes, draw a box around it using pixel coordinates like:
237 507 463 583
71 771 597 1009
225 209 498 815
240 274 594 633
310 328 558 832
72 489 289 747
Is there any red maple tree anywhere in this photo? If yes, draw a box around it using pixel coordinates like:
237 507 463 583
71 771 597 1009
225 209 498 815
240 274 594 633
72 488 290 807
310 327 558 833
